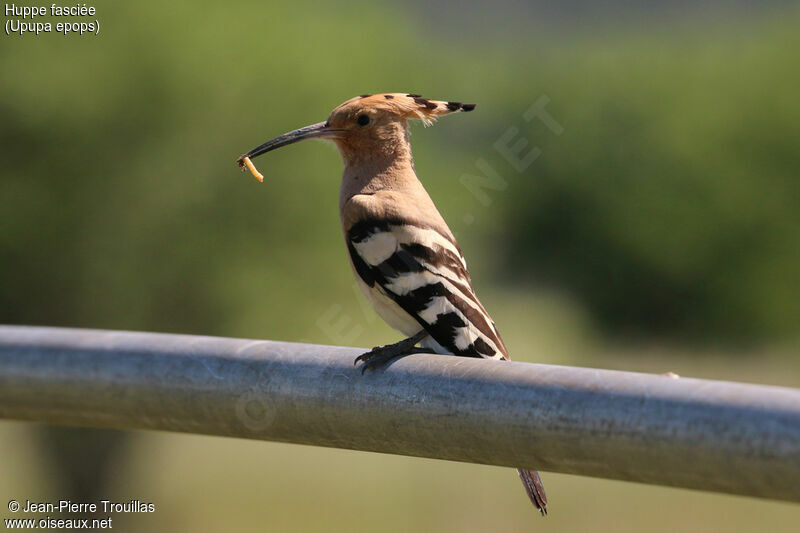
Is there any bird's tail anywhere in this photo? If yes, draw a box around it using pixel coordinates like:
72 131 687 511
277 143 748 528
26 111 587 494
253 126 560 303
517 469 548 515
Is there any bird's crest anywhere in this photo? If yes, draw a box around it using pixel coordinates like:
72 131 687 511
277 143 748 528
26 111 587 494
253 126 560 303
335 93 476 126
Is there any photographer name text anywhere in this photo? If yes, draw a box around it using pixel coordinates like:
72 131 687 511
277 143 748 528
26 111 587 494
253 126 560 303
10 500 154 514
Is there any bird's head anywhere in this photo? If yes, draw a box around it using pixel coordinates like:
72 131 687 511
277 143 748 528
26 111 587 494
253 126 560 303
237 93 475 173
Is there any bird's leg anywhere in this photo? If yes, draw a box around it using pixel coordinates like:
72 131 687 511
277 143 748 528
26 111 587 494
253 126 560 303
354 330 429 374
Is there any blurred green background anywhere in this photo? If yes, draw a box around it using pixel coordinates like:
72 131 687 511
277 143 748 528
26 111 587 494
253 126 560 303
1 1 799 531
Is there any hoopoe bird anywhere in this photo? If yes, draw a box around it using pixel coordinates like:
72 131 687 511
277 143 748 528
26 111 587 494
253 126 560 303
237 93 548 514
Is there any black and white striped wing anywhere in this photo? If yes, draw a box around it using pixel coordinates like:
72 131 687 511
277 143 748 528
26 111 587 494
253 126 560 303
347 219 508 360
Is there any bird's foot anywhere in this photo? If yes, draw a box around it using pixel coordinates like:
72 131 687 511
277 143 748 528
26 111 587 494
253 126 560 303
354 345 419 374
354 331 428 374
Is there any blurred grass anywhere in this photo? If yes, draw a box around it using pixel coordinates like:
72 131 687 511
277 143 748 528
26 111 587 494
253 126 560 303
494 14 800 342
1 0 800 531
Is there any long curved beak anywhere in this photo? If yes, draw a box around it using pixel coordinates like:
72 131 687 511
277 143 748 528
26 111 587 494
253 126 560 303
236 121 340 166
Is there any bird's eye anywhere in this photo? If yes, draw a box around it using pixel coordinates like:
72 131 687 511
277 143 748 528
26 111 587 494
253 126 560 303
357 114 371 126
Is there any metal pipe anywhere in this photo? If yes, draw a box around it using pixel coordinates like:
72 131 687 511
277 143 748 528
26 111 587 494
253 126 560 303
1 325 798 502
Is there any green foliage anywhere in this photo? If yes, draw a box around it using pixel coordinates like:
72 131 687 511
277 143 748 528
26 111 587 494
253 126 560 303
1 2 797 347
0 1 421 341
498 15 800 343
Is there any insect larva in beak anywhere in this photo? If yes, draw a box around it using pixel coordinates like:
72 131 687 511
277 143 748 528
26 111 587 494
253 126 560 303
242 156 264 182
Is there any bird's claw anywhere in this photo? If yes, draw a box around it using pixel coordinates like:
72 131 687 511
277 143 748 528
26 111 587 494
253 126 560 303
353 346 382 366
353 332 427 374
360 359 380 375
353 345 393 373
354 344 428 374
